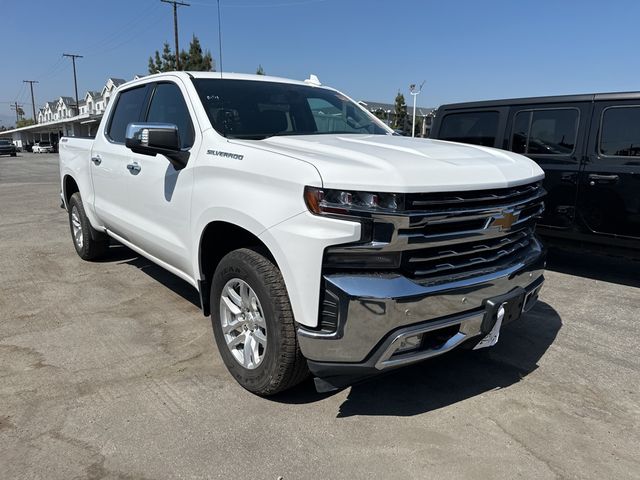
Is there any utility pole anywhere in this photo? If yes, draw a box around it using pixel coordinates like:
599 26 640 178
10 102 24 123
161 0 190 70
23 80 39 123
63 53 83 113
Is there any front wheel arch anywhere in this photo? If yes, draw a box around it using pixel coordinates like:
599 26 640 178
198 221 279 316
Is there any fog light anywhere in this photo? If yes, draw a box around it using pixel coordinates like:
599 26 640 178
396 334 422 353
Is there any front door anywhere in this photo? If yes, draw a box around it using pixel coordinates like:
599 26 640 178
92 83 150 240
577 102 640 241
507 102 592 230
116 80 199 276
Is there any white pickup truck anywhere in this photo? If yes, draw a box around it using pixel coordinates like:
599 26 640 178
59 72 546 395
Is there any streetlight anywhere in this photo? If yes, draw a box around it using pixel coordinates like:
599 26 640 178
409 81 425 138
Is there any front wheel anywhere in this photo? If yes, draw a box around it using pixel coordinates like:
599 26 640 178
210 248 309 395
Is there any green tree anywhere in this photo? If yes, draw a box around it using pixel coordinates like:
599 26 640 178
184 35 213 71
161 42 176 71
16 118 35 128
147 36 214 74
393 91 408 131
256 64 265 75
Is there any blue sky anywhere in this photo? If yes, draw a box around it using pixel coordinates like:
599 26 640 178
2 0 640 126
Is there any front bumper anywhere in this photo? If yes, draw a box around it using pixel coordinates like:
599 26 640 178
298 241 545 391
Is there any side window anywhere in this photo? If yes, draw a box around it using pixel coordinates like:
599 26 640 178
107 86 147 143
510 108 578 155
600 106 640 157
146 83 195 149
439 111 499 147
511 111 530 154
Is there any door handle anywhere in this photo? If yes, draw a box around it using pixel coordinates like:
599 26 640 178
91 155 101 165
126 162 141 174
588 173 619 185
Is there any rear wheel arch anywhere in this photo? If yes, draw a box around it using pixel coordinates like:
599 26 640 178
198 221 278 316
63 174 80 206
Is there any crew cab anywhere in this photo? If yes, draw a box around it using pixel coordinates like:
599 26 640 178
430 92 640 251
59 72 546 395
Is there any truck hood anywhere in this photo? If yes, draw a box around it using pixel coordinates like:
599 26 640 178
234 134 544 193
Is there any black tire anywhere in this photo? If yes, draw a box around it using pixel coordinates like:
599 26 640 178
68 192 109 260
10 152 16 157
210 248 309 395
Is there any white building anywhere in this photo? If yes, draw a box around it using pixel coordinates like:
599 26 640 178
3 76 134 149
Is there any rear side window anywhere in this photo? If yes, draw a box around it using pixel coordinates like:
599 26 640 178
600 106 640 156
439 111 499 147
146 83 195 149
106 85 148 143
510 108 578 155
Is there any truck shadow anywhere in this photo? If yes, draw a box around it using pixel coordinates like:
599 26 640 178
276 301 561 417
98 244 202 309
98 244 562 417
545 246 640 288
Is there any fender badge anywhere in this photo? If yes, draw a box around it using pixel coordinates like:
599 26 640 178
207 149 244 161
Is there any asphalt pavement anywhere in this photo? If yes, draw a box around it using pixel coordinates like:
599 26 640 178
1 153 638 479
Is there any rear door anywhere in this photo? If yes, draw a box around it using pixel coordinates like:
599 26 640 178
577 101 640 240
506 103 591 230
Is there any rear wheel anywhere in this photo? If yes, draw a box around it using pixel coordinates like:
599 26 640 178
68 192 109 260
210 248 309 395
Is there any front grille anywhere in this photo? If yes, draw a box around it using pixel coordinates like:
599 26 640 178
399 181 545 281
402 228 533 280
405 182 543 211
323 181 545 284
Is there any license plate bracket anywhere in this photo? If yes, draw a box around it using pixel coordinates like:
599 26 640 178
474 287 526 350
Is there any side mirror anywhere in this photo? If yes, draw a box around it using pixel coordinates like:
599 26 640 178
125 122 189 169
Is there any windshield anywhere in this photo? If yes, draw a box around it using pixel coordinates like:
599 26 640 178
193 79 390 139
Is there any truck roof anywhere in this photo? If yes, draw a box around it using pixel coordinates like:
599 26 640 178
120 71 332 91
438 90 640 110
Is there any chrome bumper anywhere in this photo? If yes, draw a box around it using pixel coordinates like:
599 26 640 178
298 240 545 368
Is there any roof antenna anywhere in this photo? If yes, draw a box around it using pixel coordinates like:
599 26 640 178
305 74 321 86
217 0 223 78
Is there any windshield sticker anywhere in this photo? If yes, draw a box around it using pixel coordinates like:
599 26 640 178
207 149 244 161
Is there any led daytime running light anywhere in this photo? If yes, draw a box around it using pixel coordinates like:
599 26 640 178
304 187 404 215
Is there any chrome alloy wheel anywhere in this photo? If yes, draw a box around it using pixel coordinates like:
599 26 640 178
219 278 267 369
71 206 83 249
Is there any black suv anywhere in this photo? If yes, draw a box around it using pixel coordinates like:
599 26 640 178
430 92 640 251
0 139 17 157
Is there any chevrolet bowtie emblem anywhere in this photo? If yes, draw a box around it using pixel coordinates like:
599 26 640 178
488 211 519 230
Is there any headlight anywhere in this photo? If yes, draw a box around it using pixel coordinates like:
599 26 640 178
304 186 404 216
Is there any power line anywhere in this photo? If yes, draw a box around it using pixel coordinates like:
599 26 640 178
161 0 190 70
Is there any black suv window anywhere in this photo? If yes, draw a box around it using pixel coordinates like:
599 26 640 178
600 106 640 156
107 85 147 143
511 108 578 155
146 83 195 149
438 111 499 147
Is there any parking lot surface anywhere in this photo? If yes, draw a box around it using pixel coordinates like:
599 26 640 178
1 153 639 479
